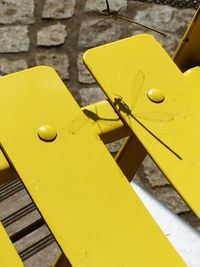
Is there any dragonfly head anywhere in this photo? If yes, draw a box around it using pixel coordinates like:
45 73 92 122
101 9 109 15
101 9 118 16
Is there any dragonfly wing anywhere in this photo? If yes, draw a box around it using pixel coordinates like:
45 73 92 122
135 111 174 122
131 70 145 110
117 6 127 15
91 16 112 28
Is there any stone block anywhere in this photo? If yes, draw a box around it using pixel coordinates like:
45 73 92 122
43 0 75 19
154 187 190 214
135 4 194 33
79 86 106 107
142 156 170 187
106 139 124 154
37 24 67 47
0 58 28 75
0 26 30 53
0 0 35 24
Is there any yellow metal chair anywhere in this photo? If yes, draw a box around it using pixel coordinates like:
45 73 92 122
0 6 200 267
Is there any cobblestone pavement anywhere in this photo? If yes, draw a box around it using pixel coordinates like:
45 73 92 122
0 0 199 266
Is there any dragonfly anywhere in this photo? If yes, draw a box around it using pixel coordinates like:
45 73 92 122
94 0 167 37
69 71 181 159
112 71 182 160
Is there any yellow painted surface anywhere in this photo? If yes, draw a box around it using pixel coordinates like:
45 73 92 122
0 223 24 266
0 66 185 266
84 34 200 218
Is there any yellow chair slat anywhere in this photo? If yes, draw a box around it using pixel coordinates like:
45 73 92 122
84 34 200 218
0 67 185 266
0 223 23 266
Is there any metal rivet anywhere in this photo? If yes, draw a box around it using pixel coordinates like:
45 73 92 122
147 89 165 103
38 125 57 142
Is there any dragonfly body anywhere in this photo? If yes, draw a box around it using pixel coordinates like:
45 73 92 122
113 94 181 160
101 8 118 17
113 96 132 116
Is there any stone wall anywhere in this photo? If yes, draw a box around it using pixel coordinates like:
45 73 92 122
0 0 199 265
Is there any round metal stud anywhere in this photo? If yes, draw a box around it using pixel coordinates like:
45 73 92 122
38 125 57 142
147 89 165 103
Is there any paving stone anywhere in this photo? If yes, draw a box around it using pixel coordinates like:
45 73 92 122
134 4 194 33
153 187 190 214
106 139 124 154
77 53 95 84
79 86 106 106
0 0 35 24
37 24 67 47
171 8 195 33
85 0 127 12
35 53 69 80
142 155 170 187
0 58 28 75
179 211 200 229
0 26 30 53
43 0 75 19
78 19 122 49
